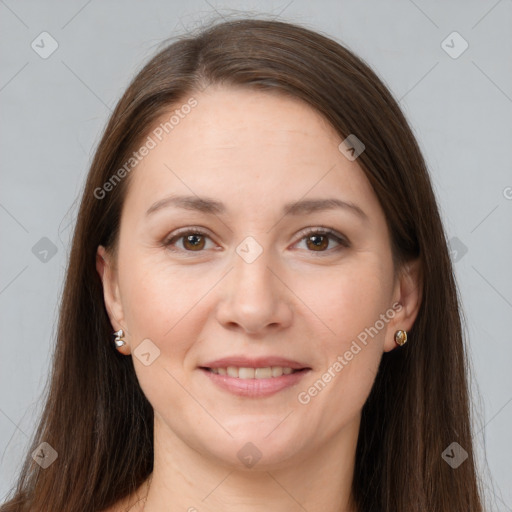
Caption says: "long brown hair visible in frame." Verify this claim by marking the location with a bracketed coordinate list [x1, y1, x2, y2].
[1, 17, 485, 512]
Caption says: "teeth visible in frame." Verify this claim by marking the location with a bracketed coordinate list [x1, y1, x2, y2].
[209, 366, 298, 379]
[255, 367, 272, 379]
[238, 367, 255, 379]
[227, 366, 238, 378]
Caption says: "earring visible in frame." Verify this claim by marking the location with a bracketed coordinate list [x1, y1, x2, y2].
[394, 330, 408, 346]
[114, 329, 126, 348]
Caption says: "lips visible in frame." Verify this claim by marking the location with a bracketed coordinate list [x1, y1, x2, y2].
[200, 366, 310, 397]
[198, 356, 311, 397]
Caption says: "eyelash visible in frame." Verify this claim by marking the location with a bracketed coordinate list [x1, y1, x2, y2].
[163, 226, 350, 257]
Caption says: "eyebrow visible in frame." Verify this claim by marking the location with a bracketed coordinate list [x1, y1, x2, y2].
[145, 194, 368, 221]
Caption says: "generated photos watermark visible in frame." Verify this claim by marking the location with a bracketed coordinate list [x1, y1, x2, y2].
[94, 97, 198, 200]
[297, 301, 402, 405]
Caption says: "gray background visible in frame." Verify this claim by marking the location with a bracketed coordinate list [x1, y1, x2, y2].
[1, 0, 511, 509]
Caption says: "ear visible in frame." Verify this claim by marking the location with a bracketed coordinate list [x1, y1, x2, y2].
[96, 245, 130, 353]
[383, 257, 423, 352]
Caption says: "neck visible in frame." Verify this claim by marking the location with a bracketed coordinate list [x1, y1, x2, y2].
[141, 413, 360, 512]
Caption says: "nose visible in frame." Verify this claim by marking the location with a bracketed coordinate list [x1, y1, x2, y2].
[215, 240, 294, 336]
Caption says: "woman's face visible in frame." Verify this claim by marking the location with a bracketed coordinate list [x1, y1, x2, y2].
[97, 85, 419, 469]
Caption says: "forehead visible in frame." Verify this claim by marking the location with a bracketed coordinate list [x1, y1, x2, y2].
[176, 85, 336, 140]
[122, 85, 379, 220]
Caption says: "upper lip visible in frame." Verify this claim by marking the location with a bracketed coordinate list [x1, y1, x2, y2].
[200, 356, 310, 370]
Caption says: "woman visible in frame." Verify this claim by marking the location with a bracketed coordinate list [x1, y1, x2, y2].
[1, 18, 485, 512]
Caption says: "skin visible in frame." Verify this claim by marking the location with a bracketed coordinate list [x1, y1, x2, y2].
[97, 85, 421, 512]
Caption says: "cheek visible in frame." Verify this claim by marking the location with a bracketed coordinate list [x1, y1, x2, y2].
[119, 259, 206, 401]
[297, 257, 393, 341]
[297, 296, 386, 439]
[295, 258, 392, 407]
[120, 255, 203, 337]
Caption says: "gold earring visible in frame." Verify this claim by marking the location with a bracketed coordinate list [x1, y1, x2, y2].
[114, 329, 126, 348]
[394, 330, 408, 346]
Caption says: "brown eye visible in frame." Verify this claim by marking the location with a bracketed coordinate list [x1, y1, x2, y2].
[164, 229, 213, 253]
[164, 227, 349, 256]
[295, 228, 349, 255]
[305, 233, 330, 251]
[182, 233, 206, 251]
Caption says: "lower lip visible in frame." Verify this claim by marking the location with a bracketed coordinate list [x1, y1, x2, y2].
[199, 368, 310, 397]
